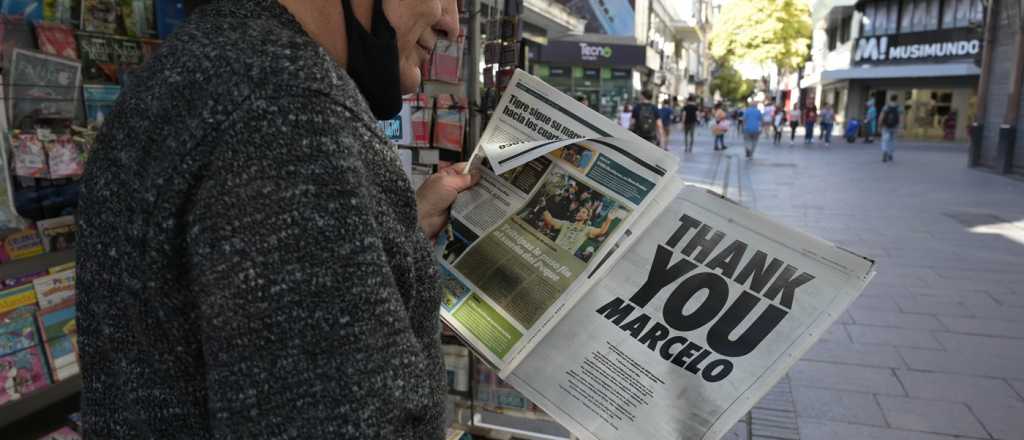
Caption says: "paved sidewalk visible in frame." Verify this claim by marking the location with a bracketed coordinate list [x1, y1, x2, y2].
[666, 125, 1024, 440]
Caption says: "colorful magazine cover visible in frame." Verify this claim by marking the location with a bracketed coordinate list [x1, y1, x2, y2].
[118, 0, 151, 37]
[44, 0, 80, 26]
[1, 0, 43, 22]
[0, 306, 40, 357]
[0, 345, 50, 404]
[80, 0, 118, 34]
[155, 0, 184, 39]
[32, 269, 75, 309]
[76, 32, 144, 83]
[0, 228, 45, 263]
[38, 427, 81, 440]
[35, 22, 79, 60]
[82, 84, 120, 126]
[8, 49, 82, 125]
[37, 302, 77, 382]
[46, 135, 85, 178]
[433, 95, 466, 151]
[2, 271, 47, 289]
[12, 132, 48, 177]
[0, 284, 38, 315]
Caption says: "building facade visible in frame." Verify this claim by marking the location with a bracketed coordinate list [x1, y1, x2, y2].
[972, 0, 1024, 175]
[804, 0, 984, 142]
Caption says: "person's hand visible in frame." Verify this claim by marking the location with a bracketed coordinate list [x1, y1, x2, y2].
[416, 162, 480, 241]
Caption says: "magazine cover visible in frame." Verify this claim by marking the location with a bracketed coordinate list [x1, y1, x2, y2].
[8, 50, 82, 125]
[46, 135, 85, 178]
[12, 132, 48, 177]
[117, 0, 151, 37]
[0, 306, 40, 357]
[37, 302, 77, 381]
[155, 0, 184, 39]
[0, 284, 37, 315]
[82, 83, 119, 126]
[0, 344, 51, 404]
[37, 427, 81, 440]
[0, 227, 45, 263]
[76, 32, 144, 83]
[44, 0, 80, 26]
[80, 0, 118, 34]
[32, 269, 75, 309]
[433, 95, 466, 151]
[35, 22, 79, 60]
[1, 0, 43, 21]
[2, 270, 47, 289]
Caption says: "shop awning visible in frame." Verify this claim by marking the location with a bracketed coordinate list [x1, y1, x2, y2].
[820, 63, 981, 82]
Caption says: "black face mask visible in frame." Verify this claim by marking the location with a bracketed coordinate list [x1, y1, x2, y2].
[341, 0, 403, 120]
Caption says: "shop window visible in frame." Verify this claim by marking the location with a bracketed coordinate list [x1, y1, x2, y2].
[926, 0, 941, 29]
[863, 2, 876, 35]
[875, 3, 890, 34]
[901, 0, 915, 31]
[942, 0, 957, 27]
[887, 1, 900, 33]
[955, 0, 972, 26]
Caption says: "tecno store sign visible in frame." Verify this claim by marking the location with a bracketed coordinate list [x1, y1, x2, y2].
[853, 29, 981, 65]
[538, 41, 646, 66]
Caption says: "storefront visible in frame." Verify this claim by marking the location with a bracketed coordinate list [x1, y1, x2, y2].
[817, 0, 983, 142]
[530, 40, 647, 119]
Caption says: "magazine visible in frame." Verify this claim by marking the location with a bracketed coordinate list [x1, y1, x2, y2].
[32, 269, 75, 309]
[0, 306, 40, 357]
[35, 22, 80, 60]
[0, 344, 51, 404]
[8, 49, 82, 125]
[75, 32, 144, 83]
[439, 70, 875, 440]
[36, 301, 78, 382]
[83, 83, 120, 126]
[80, 0, 119, 34]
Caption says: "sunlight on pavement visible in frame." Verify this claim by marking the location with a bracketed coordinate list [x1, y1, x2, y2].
[969, 219, 1024, 246]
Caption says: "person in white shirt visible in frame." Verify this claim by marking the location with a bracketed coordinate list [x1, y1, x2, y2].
[543, 207, 615, 253]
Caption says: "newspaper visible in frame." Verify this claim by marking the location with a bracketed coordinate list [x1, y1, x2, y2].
[437, 70, 875, 440]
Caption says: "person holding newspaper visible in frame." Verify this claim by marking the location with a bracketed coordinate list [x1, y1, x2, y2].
[77, 0, 479, 438]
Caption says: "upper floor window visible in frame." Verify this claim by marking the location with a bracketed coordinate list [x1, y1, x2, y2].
[861, 0, 981, 36]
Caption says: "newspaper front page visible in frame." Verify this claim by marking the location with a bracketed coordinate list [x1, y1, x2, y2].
[505, 186, 875, 440]
[437, 70, 678, 369]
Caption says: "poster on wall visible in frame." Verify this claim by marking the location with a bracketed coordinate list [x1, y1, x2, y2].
[552, 0, 634, 36]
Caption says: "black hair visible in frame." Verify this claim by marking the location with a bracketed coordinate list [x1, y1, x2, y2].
[641, 89, 653, 101]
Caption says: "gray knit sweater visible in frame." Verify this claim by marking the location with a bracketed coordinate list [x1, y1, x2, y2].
[77, 1, 444, 438]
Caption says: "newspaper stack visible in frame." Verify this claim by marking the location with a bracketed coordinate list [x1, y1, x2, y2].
[437, 70, 875, 440]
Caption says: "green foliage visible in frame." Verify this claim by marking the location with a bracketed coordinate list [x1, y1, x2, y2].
[708, 0, 813, 72]
[710, 64, 756, 104]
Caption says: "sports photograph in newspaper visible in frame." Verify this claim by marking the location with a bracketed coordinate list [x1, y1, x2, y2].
[504, 186, 874, 440]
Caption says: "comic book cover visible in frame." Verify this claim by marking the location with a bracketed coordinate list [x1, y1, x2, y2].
[37, 427, 81, 440]
[36, 22, 79, 60]
[82, 84, 119, 127]
[0, 306, 40, 357]
[44, 0, 80, 27]
[2, 271, 47, 289]
[32, 270, 74, 309]
[0, 228, 45, 263]
[75, 32, 143, 83]
[0, 285, 38, 316]
[8, 50, 82, 125]
[80, 0, 118, 34]
[0, 345, 51, 404]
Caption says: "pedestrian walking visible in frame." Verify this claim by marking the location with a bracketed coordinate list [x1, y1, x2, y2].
[682, 96, 699, 152]
[879, 94, 902, 162]
[630, 89, 663, 147]
[618, 104, 632, 129]
[864, 99, 878, 143]
[659, 98, 674, 150]
[713, 102, 729, 151]
[742, 99, 763, 159]
[773, 109, 786, 145]
[819, 104, 835, 145]
[789, 106, 801, 144]
[803, 103, 817, 144]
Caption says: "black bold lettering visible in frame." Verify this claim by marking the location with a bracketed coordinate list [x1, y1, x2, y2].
[619, 313, 652, 339]
[663, 272, 730, 332]
[684, 348, 711, 374]
[701, 359, 734, 382]
[629, 245, 700, 308]
[705, 240, 748, 279]
[666, 214, 703, 248]
[706, 291, 788, 357]
[670, 342, 703, 368]
[763, 265, 816, 309]
[734, 251, 784, 294]
[637, 322, 671, 351]
[596, 297, 635, 325]
[659, 336, 689, 361]
[681, 225, 726, 263]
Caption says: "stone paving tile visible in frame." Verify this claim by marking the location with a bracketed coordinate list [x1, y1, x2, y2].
[802, 340, 906, 368]
[963, 302, 1024, 322]
[936, 316, 1024, 338]
[894, 370, 1022, 404]
[788, 361, 904, 396]
[723, 421, 749, 440]
[893, 297, 974, 317]
[848, 307, 946, 330]
[900, 348, 1024, 379]
[933, 332, 1024, 360]
[876, 395, 988, 437]
[1012, 380, 1024, 399]
[791, 385, 887, 426]
[846, 325, 943, 349]
[968, 398, 1024, 440]
[797, 419, 966, 440]
[819, 324, 852, 343]
[990, 292, 1024, 308]
[853, 295, 902, 311]
[904, 287, 1001, 306]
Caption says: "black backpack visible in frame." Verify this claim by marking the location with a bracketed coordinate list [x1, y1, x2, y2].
[632, 103, 659, 140]
[882, 106, 900, 128]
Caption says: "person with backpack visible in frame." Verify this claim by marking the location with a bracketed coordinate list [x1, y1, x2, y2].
[819, 104, 835, 145]
[878, 94, 902, 162]
[803, 103, 818, 145]
[742, 99, 763, 159]
[631, 89, 663, 148]
[682, 96, 700, 152]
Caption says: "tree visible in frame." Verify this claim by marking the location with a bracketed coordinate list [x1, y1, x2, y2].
[710, 63, 755, 104]
[708, 0, 813, 74]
